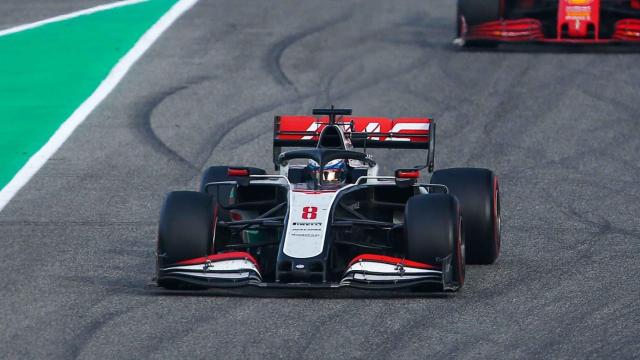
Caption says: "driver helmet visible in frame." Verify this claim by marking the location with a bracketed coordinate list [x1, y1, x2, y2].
[307, 159, 347, 183]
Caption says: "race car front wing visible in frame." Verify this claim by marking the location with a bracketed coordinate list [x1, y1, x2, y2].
[157, 252, 458, 291]
[463, 18, 640, 43]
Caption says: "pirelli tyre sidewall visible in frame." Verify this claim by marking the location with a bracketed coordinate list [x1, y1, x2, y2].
[157, 191, 213, 288]
[404, 194, 464, 289]
[431, 168, 500, 265]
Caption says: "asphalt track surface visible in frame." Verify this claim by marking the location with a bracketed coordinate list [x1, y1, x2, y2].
[1, 1, 639, 359]
[0, 0, 107, 30]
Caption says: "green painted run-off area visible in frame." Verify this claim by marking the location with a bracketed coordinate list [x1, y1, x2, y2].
[0, 0, 177, 190]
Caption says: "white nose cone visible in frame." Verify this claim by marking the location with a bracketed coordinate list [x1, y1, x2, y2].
[283, 190, 340, 258]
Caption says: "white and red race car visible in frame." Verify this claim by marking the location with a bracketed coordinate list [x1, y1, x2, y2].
[155, 108, 500, 292]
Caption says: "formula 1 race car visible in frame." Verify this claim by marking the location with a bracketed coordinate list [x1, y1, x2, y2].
[456, 0, 640, 46]
[155, 107, 501, 292]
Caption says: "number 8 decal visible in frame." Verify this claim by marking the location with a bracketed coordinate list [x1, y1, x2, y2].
[302, 206, 318, 220]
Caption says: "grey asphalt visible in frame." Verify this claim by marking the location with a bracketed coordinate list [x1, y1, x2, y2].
[1, 1, 639, 359]
[0, 0, 116, 30]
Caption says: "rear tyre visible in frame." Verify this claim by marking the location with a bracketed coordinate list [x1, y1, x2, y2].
[457, 0, 501, 47]
[405, 194, 465, 290]
[156, 191, 213, 289]
[458, 0, 501, 27]
[430, 168, 500, 264]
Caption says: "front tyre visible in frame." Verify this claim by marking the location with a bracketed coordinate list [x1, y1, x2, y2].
[404, 194, 465, 290]
[156, 191, 213, 289]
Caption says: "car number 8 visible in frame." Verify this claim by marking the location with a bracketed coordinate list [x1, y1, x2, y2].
[302, 206, 318, 219]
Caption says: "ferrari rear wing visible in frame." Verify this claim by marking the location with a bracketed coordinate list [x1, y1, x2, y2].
[272, 109, 436, 172]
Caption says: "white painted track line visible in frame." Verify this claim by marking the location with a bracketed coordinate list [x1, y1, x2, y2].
[0, 0, 199, 212]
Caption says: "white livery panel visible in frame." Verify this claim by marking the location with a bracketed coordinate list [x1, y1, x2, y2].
[282, 190, 341, 258]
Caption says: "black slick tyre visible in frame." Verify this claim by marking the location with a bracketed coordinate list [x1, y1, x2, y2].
[457, 0, 501, 47]
[430, 168, 500, 264]
[404, 194, 465, 290]
[458, 0, 501, 27]
[156, 191, 213, 289]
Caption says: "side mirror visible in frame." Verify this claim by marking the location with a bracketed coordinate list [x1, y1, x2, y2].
[395, 169, 419, 188]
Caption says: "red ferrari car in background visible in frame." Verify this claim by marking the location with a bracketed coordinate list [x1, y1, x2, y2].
[456, 0, 640, 46]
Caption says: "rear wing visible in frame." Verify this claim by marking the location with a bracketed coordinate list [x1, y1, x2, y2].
[273, 114, 436, 172]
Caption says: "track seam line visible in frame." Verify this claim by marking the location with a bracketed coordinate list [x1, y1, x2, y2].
[0, 0, 200, 212]
[0, 0, 149, 37]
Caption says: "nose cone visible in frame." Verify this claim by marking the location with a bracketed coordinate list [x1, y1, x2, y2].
[558, 0, 599, 39]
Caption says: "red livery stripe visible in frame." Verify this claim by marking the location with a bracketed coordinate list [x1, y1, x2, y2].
[175, 251, 259, 268]
[348, 254, 439, 270]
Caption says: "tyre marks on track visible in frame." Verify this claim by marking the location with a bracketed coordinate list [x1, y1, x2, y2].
[203, 15, 444, 163]
[69, 307, 132, 359]
[265, 13, 352, 91]
[195, 92, 311, 166]
[166, 9, 451, 171]
[134, 78, 211, 175]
